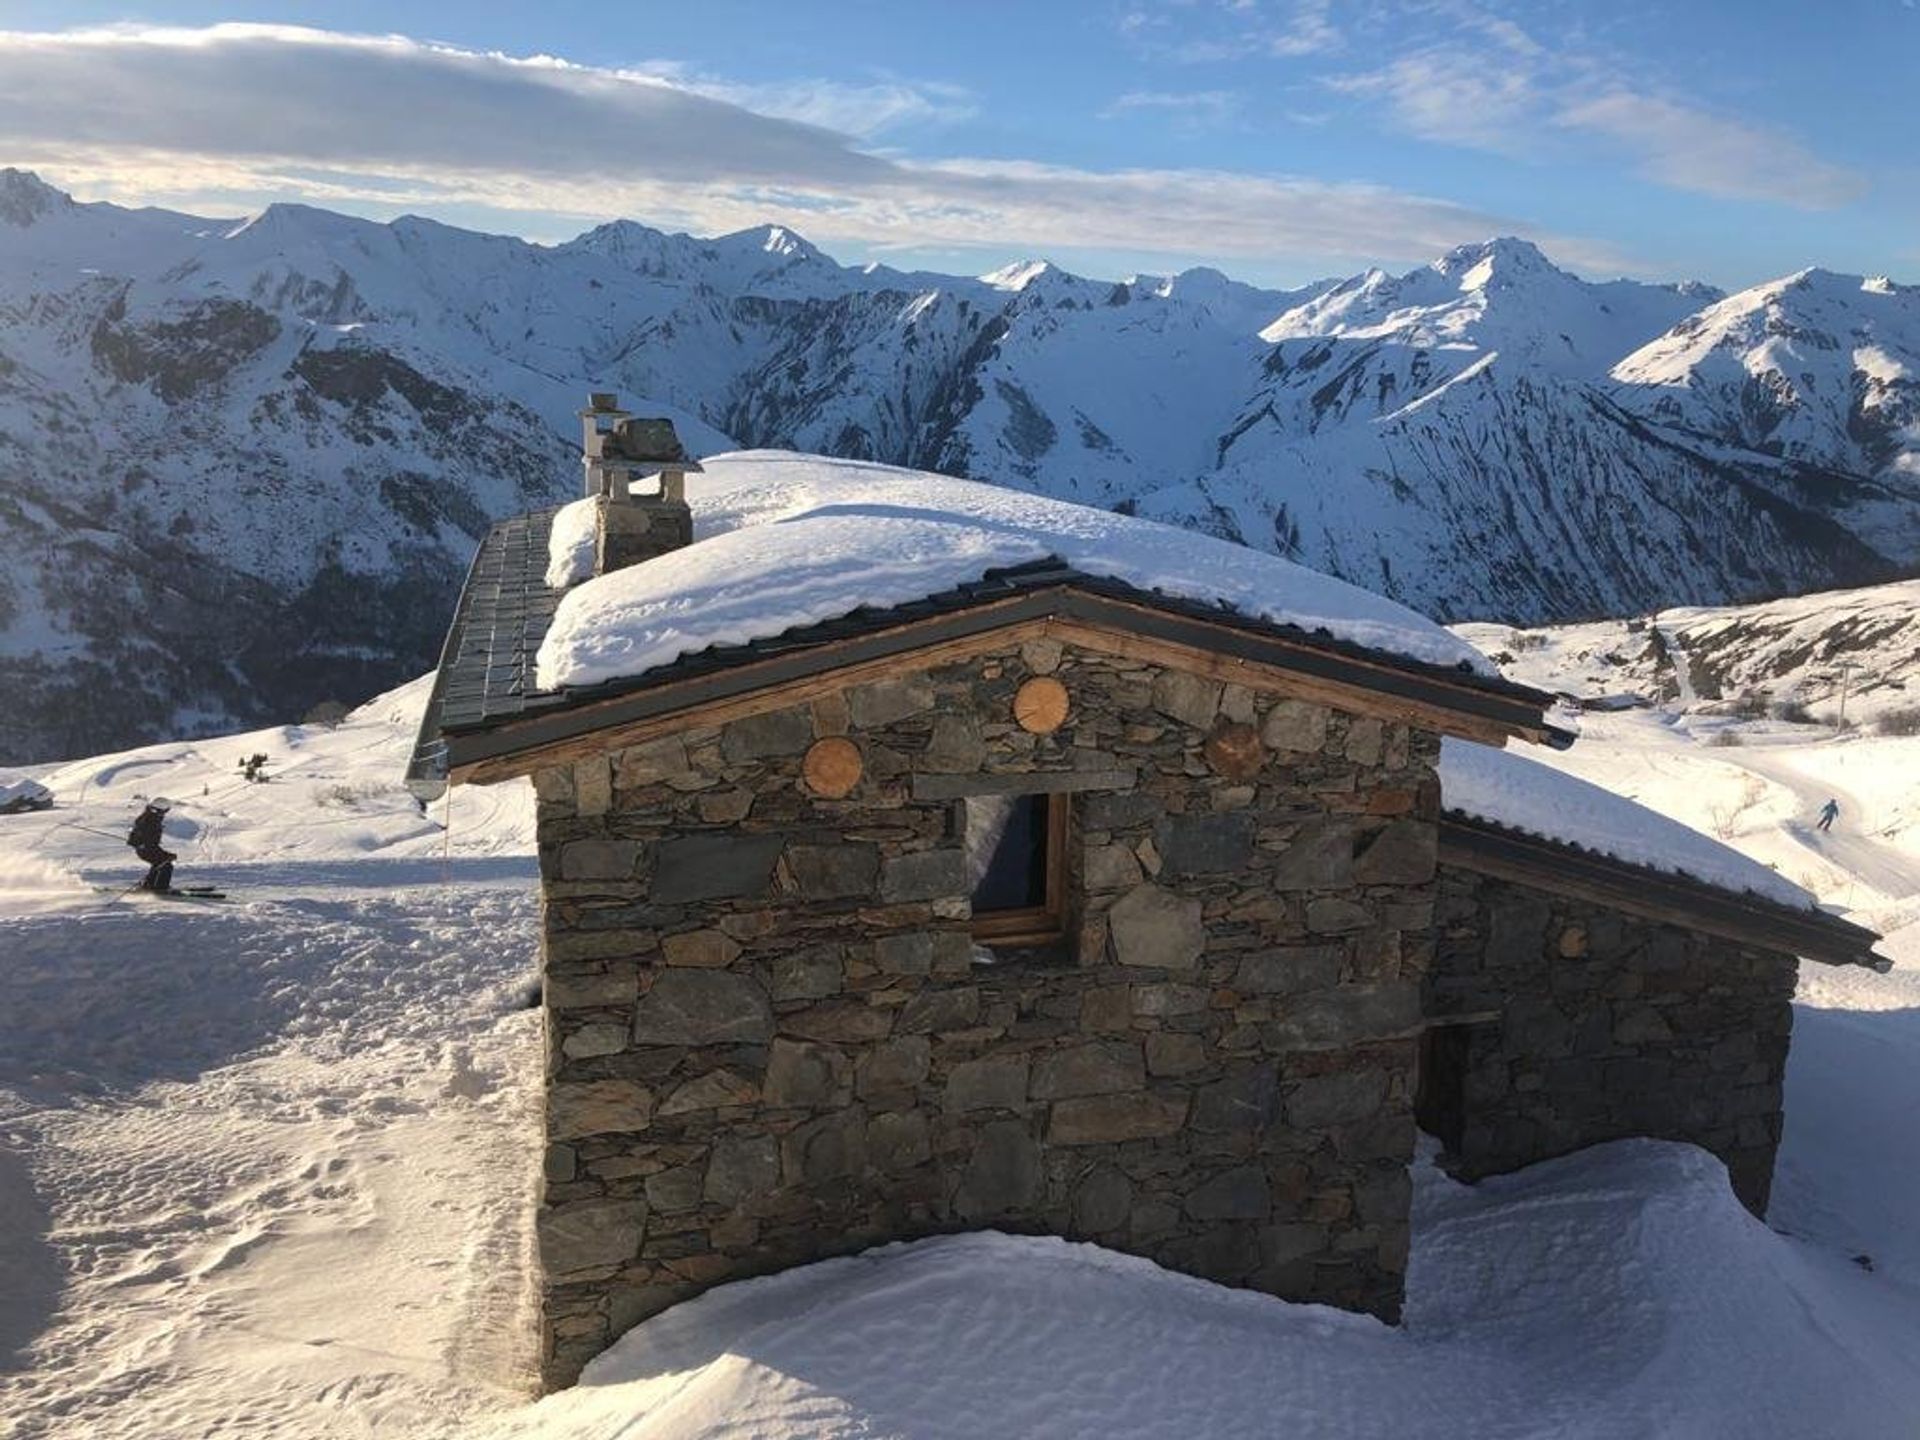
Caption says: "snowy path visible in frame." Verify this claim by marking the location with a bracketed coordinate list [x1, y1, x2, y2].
[1723, 747, 1920, 902]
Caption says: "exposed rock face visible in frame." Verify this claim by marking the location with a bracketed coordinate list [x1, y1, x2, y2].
[1428, 871, 1796, 1216]
[530, 640, 1442, 1387]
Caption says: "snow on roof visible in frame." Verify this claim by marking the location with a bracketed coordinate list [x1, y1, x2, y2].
[545, 495, 598, 590]
[1439, 737, 1815, 911]
[536, 451, 1496, 692]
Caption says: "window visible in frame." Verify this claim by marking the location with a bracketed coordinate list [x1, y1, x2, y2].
[965, 793, 1067, 946]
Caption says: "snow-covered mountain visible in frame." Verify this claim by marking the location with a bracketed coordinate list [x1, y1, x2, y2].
[2, 168, 1916, 761]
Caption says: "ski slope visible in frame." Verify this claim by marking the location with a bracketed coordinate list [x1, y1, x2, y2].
[4, 671, 1920, 1437]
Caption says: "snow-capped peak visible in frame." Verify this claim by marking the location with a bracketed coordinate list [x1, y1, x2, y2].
[1432, 236, 1556, 286]
[980, 259, 1057, 291]
[0, 167, 73, 228]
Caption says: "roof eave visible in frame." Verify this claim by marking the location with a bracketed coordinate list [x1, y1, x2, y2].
[1439, 811, 1890, 971]
[439, 581, 1562, 785]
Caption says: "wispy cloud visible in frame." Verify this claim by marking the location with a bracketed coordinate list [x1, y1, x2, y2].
[1100, 90, 1244, 131]
[1121, 0, 1344, 63]
[1329, 7, 1866, 211]
[1556, 91, 1865, 209]
[0, 22, 1618, 272]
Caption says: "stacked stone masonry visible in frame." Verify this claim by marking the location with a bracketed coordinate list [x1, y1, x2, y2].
[1429, 870, 1797, 1216]
[531, 637, 1445, 1386]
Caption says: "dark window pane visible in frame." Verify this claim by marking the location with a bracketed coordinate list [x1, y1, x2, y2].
[971, 794, 1049, 912]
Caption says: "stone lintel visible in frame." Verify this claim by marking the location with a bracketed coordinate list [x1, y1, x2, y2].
[910, 769, 1136, 802]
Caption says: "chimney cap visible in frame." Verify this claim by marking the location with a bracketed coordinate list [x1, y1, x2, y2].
[607, 416, 703, 469]
[580, 391, 629, 417]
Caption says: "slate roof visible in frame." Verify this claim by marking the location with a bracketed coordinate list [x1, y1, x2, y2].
[407, 507, 1568, 796]
[1437, 810, 1889, 971]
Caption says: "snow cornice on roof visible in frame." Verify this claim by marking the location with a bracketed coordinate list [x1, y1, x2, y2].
[407, 506, 1568, 793]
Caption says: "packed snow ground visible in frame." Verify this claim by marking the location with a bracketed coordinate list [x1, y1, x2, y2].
[5, 638, 1920, 1436]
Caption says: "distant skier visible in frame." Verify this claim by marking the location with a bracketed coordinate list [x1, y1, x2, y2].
[1816, 798, 1840, 832]
[127, 797, 177, 892]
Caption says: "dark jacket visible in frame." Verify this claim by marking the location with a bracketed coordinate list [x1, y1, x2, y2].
[128, 808, 165, 849]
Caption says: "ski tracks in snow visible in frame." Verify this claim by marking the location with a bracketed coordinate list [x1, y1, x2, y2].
[0, 878, 544, 1439]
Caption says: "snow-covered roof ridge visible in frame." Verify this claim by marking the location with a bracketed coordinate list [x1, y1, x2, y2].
[1438, 737, 1815, 912]
[535, 450, 1503, 694]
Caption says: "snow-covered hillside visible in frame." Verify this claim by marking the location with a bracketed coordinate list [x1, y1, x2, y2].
[1456, 575, 1920, 727]
[5, 615, 1920, 1436]
[3, 168, 1916, 761]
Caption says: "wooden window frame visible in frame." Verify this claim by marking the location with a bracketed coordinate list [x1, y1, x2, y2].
[968, 792, 1070, 947]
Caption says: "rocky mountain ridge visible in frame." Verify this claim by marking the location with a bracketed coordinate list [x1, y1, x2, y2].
[1, 169, 1916, 760]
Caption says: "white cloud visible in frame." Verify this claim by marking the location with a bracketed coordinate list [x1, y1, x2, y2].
[1120, 0, 1343, 63]
[1329, 48, 1540, 153]
[1330, 7, 1866, 211]
[1100, 90, 1244, 129]
[0, 22, 1608, 272]
[1556, 91, 1866, 210]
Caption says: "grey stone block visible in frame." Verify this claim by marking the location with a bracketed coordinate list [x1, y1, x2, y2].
[1072, 1167, 1133, 1233]
[764, 1039, 850, 1108]
[550, 1080, 655, 1139]
[560, 839, 644, 882]
[1192, 1064, 1278, 1133]
[769, 945, 843, 1001]
[848, 677, 935, 727]
[945, 1053, 1030, 1111]
[1270, 824, 1355, 891]
[1151, 671, 1222, 730]
[1261, 699, 1329, 753]
[545, 968, 639, 1009]
[1306, 897, 1373, 934]
[955, 1120, 1042, 1218]
[659, 1068, 759, 1114]
[1234, 945, 1342, 995]
[881, 849, 967, 904]
[1032, 1041, 1146, 1100]
[720, 706, 814, 762]
[898, 987, 981, 1034]
[537, 1199, 645, 1276]
[1186, 1165, 1271, 1221]
[869, 1110, 931, 1172]
[652, 834, 783, 903]
[1352, 820, 1437, 885]
[924, 714, 986, 772]
[1155, 813, 1254, 876]
[1083, 791, 1163, 831]
[632, 969, 773, 1046]
[1108, 883, 1206, 970]
[705, 1134, 779, 1206]
[786, 844, 880, 900]
[858, 1036, 931, 1096]
[1145, 1031, 1207, 1076]
[1048, 1092, 1188, 1144]
[785, 1109, 867, 1184]
[1286, 1069, 1388, 1129]
[644, 1165, 704, 1214]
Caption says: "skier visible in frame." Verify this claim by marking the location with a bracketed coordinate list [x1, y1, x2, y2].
[1816, 798, 1840, 832]
[127, 797, 177, 893]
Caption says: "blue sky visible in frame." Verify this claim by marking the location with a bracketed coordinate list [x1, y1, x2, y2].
[0, 1, 1913, 288]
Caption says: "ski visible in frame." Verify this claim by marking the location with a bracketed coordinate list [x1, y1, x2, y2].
[149, 889, 228, 902]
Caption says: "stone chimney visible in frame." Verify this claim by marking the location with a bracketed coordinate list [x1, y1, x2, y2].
[578, 392, 701, 576]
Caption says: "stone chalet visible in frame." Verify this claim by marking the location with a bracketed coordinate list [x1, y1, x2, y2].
[408, 397, 1887, 1390]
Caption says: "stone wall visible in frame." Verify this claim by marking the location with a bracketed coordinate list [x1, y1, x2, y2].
[530, 636, 1444, 1387]
[1428, 868, 1796, 1215]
